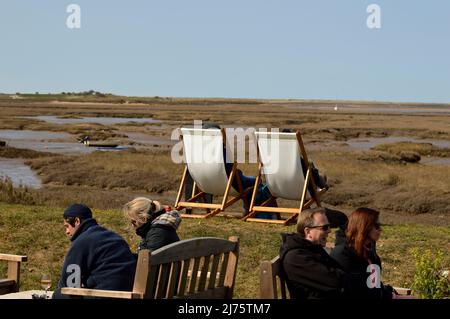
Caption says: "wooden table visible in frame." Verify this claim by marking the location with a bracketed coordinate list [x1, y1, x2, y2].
[0, 290, 53, 299]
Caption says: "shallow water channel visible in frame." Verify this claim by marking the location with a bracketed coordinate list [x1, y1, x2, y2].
[0, 130, 91, 155]
[0, 129, 134, 187]
[0, 158, 42, 189]
[345, 136, 450, 150]
[0, 120, 174, 187]
[20, 115, 161, 125]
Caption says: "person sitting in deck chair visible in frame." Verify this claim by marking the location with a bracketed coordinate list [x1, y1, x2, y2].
[201, 122, 279, 219]
[281, 129, 328, 191]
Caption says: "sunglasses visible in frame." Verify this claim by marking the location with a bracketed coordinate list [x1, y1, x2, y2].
[308, 224, 331, 231]
[374, 222, 382, 230]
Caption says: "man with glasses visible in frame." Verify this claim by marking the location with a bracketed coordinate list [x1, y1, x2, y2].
[279, 207, 353, 299]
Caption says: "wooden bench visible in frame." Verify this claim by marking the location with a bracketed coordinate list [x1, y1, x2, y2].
[0, 254, 28, 295]
[62, 236, 239, 299]
[260, 255, 411, 299]
[260, 256, 289, 299]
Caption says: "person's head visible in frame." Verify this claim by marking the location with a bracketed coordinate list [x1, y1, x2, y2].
[122, 197, 162, 229]
[63, 204, 93, 238]
[346, 207, 381, 258]
[296, 208, 331, 247]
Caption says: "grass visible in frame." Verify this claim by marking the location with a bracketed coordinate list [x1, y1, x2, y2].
[0, 203, 449, 298]
[0, 178, 37, 205]
[373, 142, 450, 158]
[4, 147, 444, 216]
[312, 149, 450, 215]
[27, 149, 182, 193]
[0, 146, 56, 159]
[378, 224, 450, 289]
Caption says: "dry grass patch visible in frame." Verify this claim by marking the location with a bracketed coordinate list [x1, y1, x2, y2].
[374, 142, 450, 158]
[311, 150, 450, 215]
[27, 149, 182, 192]
[0, 178, 37, 205]
[0, 146, 56, 159]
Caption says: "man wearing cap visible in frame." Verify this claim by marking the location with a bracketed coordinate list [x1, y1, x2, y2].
[52, 204, 136, 299]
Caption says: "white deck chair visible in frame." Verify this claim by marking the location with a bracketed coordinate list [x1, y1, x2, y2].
[243, 130, 327, 225]
[175, 127, 252, 218]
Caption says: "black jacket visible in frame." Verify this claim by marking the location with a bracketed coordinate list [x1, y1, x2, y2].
[279, 233, 353, 299]
[331, 241, 393, 299]
[53, 218, 136, 298]
[135, 209, 181, 251]
[136, 223, 180, 251]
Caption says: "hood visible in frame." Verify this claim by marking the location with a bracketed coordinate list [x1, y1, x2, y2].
[279, 232, 323, 257]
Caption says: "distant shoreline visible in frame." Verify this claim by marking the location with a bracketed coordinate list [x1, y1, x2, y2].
[1, 93, 450, 108]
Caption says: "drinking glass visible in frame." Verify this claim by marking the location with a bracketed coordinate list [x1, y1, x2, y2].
[40, 274, 52, 299]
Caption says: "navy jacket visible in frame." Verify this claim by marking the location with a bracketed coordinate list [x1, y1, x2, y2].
[53, 218, 136, 298]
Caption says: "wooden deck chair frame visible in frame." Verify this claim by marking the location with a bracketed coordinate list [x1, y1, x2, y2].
[260, 256, 411, 299]
[0, 254, 27, 295]
[243, 130, 327, 225]
[61, 236, 239, 299]
[175, 127, 252, 219]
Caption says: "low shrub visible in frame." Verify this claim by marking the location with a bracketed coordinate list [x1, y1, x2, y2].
[411, 248, 450, 299]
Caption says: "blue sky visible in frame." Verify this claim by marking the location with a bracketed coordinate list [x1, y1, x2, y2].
[1, 1, 449, 103]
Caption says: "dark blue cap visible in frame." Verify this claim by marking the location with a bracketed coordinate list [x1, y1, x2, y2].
[63, 204, 92, 220]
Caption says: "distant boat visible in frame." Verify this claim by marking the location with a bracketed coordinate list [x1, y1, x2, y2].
[84, 140, 119, 148]
[80, 135, 119, 148]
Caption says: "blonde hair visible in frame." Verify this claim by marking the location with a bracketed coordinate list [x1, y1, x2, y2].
[123, 197, 162, 227]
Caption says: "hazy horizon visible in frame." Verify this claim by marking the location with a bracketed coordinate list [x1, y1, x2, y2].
[3, 91, 450, 106]
[1, 1, 450, 104]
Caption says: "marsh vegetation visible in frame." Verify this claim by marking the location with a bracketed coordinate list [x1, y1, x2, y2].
[0, 94, 449, 297]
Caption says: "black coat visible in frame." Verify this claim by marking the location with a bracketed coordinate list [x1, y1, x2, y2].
[53, 218, 136, 298]
[136, 221, 180, 251]
[279, 233, 354, 299]
[331, 241, 393, 299]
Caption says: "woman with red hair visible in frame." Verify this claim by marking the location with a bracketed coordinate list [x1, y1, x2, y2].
[331, 207, 395, 299]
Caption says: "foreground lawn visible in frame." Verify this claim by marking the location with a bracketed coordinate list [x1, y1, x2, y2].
[0, 203, 449, 298]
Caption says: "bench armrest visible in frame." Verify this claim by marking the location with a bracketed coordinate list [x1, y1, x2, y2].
[61, 287, 142, 299]
[0, 254, 27, 262]
[0, 253, 27, 293]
